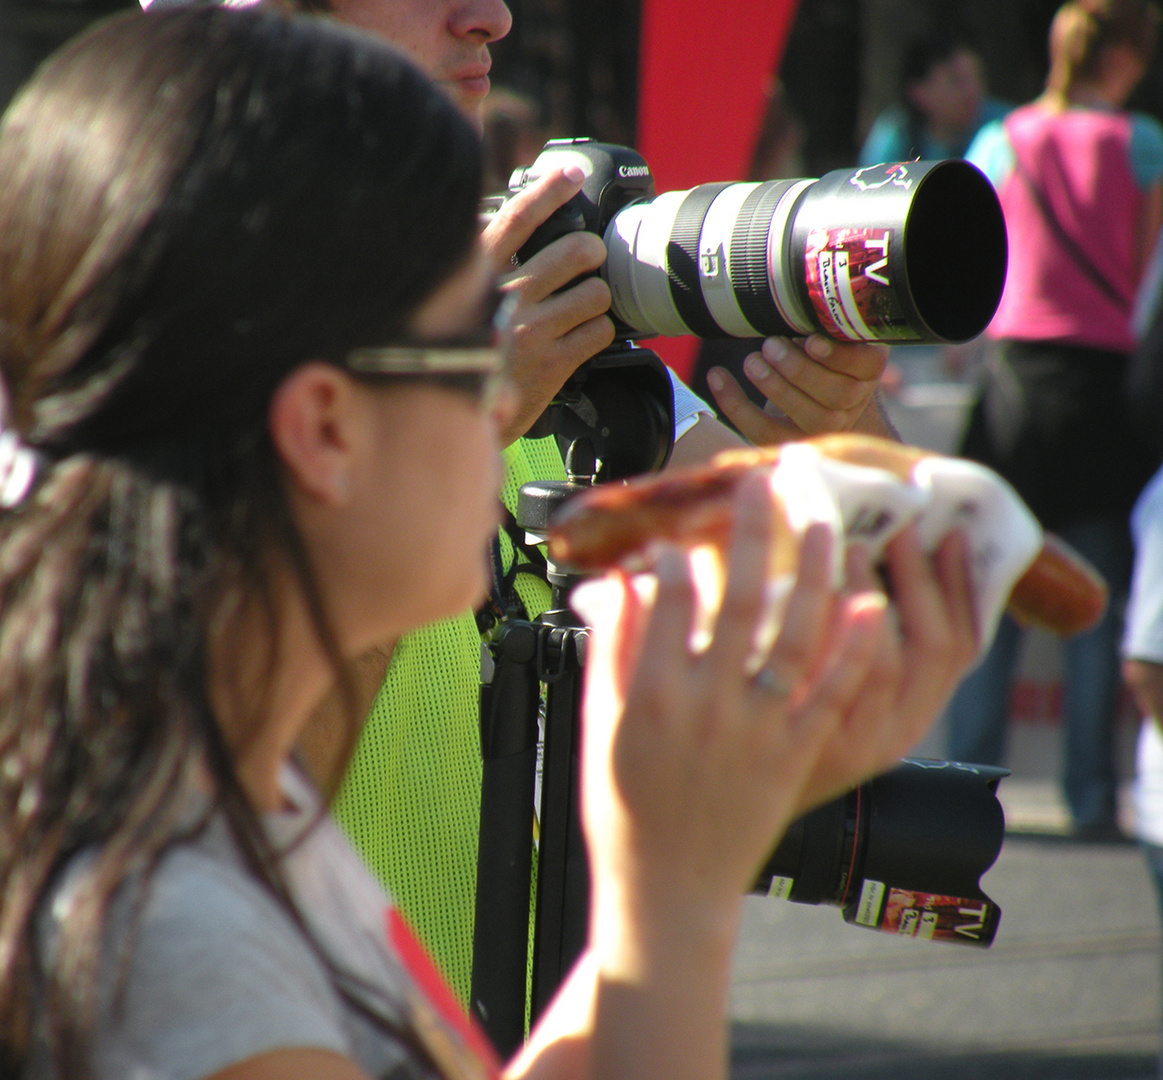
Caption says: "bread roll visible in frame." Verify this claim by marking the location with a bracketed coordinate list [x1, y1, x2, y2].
[546, 433, 1107, 639]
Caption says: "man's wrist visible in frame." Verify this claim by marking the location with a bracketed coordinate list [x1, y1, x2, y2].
[852, 389, 899, 441]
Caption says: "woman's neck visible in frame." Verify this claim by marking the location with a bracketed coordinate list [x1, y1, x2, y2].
[1037, 85, 1120, 116]
[1051, 47, 1142, 111]
[207, 572, 338, 812]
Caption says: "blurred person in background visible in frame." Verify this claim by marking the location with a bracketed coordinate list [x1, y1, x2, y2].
[857, 24, 1010, 167]
[945, 0, 1163, 840]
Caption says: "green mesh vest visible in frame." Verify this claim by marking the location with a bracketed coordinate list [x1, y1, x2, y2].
[332, 434, 564, 1004]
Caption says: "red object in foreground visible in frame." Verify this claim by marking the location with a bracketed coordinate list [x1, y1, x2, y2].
[387, 907, 503, 1078]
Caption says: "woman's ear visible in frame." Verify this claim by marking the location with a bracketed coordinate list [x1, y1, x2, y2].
[268, 363, 364, 507]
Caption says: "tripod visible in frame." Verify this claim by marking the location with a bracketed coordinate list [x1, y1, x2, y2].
[470, 447, 597, 1058]
[468, 345, 674, 1056]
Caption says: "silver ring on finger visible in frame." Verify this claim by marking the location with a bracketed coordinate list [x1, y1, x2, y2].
[751, 667, 793, 698]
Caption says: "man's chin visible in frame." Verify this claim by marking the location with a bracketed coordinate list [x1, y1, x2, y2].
[441, 79, 490, 124]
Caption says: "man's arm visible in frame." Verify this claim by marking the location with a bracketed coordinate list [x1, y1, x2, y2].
[665, 411, 748, 468]
[1124, 658, 1163, 732]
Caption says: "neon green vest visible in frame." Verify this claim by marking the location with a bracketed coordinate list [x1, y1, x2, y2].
[332, 435, 563, 1003]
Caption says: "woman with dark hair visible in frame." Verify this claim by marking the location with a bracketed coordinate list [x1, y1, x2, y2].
[0, 7, 979, 1080]
[948, 0, 1163, 838]
[858, 25, 1010, 167]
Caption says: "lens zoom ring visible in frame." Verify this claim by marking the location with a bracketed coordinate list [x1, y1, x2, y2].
[732, 181, 795, 336]
[665, 183, 731, 338]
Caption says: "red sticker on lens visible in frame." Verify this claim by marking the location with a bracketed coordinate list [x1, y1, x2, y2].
[804, 227, 911, 341]
[880, 887, 994, 945]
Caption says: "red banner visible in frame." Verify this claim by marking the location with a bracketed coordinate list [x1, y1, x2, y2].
[635, 0, 801, 380]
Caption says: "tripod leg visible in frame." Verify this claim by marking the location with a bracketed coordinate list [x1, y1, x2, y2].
[530, 627, 590, 1024]
[472, 623, 541, 1056]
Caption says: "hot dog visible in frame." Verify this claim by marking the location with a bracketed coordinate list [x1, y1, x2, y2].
[546, 433, 1107, 638]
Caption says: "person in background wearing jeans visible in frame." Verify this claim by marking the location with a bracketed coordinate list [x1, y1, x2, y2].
[944, 0, 1163, 839]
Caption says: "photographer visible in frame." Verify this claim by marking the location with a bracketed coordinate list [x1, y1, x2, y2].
[143, 0, 900, 999]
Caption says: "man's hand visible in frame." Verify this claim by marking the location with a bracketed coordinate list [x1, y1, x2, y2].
[482, 165, 615, 445]
[704, 334, 895, 445]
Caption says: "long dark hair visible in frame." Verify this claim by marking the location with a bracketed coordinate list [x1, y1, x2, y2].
[0, 7, 482, 1075]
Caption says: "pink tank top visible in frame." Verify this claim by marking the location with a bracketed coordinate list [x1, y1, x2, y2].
[989, 103, 1140, 353]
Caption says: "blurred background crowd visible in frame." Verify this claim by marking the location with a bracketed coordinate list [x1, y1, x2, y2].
[4, 0, 1161, 175]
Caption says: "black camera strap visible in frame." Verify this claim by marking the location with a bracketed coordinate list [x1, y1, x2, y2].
[475, 507, 550, 634]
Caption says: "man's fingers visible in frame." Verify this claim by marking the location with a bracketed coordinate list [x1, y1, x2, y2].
[481, 165, 586, 267]
[553, 312, 617, 363]
[496, 299, 615, 445]
[504, 231, 609, 305]
[751, 340, 872, 414]
[705, 366, 802, 445]
[793, 336, 889, 382]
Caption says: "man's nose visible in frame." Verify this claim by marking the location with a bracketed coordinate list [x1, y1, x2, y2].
[448, 0, 512, 44]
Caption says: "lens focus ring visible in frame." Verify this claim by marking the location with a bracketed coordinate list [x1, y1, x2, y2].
[665, 183, 731, 338]
[732, 180, 798, 337]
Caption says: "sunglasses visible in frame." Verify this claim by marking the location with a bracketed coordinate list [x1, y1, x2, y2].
[344, 287, 516, 410]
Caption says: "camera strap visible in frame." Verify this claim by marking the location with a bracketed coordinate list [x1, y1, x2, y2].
[476, 507, 550, 634]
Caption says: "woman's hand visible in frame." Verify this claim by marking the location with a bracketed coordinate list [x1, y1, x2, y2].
[574, 474, 890, 926]
[705, 335, 894, 445]
[573, 471, 979, 920]
[792, 523, 979, 815]
[562, 478, 890, 1080]
[523, 473, 978, 1080]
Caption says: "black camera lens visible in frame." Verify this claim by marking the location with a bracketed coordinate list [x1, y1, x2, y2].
[754, 758, 1008, 947]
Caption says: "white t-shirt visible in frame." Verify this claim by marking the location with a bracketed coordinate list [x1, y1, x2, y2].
[1123, 463, 1163, 846]
[33, 770, 492, 1080]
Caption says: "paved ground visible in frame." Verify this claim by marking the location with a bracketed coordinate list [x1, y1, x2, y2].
[723, 357, 1162, 1079]
[728, 779, 1160, 1079]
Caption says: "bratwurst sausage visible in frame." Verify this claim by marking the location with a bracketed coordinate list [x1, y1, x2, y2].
[546, 433, 1107, 637]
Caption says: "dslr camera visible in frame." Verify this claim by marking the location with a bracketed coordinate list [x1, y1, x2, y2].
[499, 137, 1007, 345]
[488, 138, 1007, 479]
